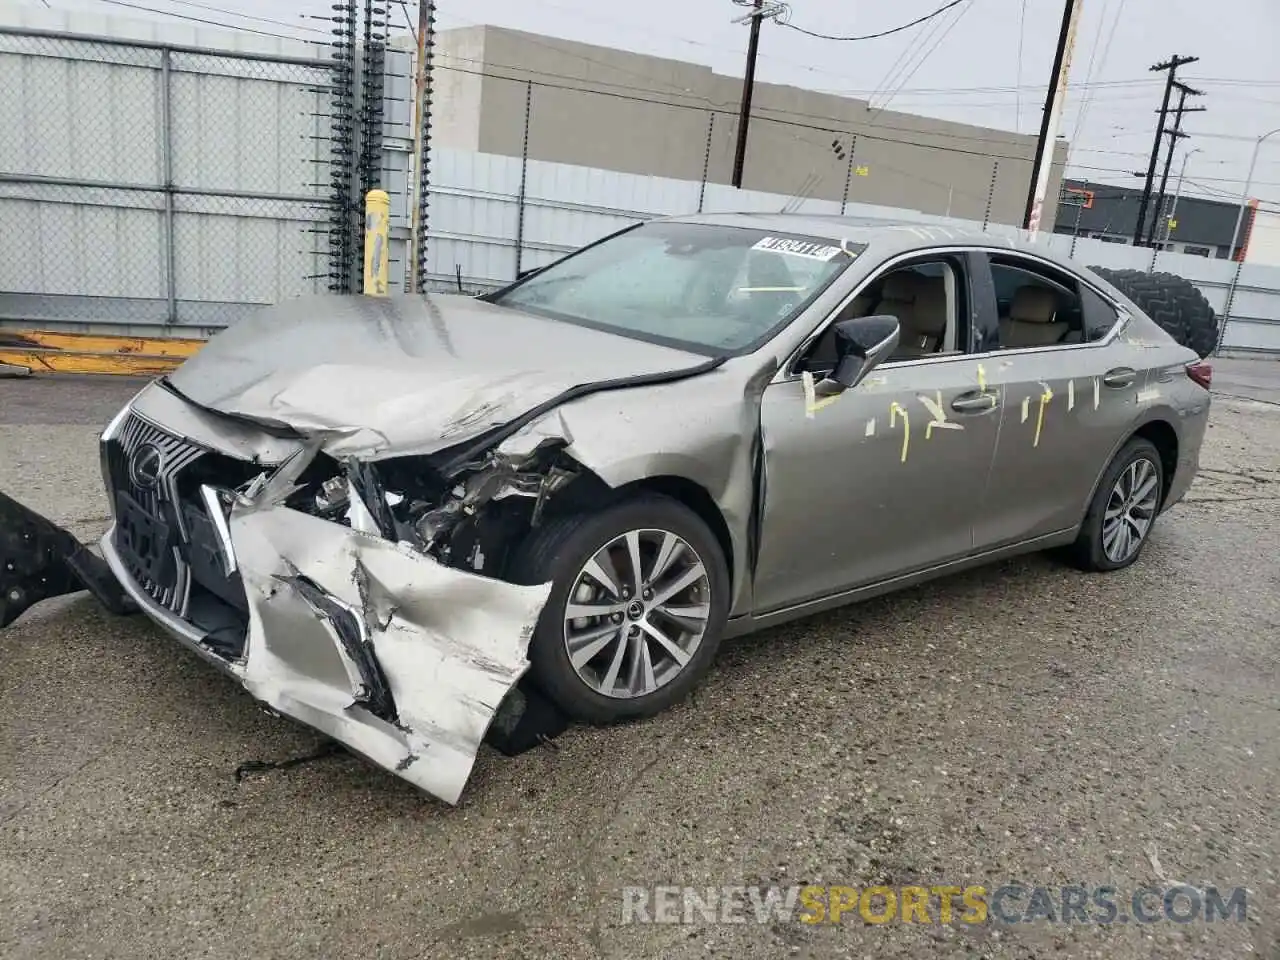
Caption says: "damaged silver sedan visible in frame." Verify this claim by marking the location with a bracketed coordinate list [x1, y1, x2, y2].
[86, 214, 1209, 803]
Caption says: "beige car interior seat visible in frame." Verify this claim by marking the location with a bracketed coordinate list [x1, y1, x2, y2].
[874, 272, 949, 358]
[999, 285, 1069, 348]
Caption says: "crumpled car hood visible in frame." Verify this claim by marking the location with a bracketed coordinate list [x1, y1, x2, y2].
[166, 293, 707, 459]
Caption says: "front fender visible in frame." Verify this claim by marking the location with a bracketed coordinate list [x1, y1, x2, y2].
[497, 359, 775, 619]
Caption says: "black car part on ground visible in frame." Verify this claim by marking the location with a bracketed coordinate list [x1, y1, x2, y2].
[1090, 267, 1219, 358]
[0, 484, 571, 756]
[0, 491, 137, 629]
[484, 684, 571, 756]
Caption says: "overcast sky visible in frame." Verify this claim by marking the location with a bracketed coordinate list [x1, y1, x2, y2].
[19, 0, 1280, 205]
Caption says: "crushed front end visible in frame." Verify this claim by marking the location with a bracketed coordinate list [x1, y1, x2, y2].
[98, 380, 569, 804]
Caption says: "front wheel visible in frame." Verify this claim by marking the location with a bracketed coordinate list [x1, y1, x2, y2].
[508, 494, 730, 724]
[1066, 437, 1164, 572]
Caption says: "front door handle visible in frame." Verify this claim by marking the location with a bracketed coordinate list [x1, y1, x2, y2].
[951, 391, 999, 413]
[1103, 367, 1136, 388]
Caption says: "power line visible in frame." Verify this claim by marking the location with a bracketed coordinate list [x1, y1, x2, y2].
[864, 0, 959, 108]
[1182, 178, 1280, 208]
[868, 0, 973, 118]
[1073, 147, 1151, 157]
[1068, 0, 1127, 160]
[431, 12, 1183, 106]
[434, 49, 1053, 150]
[1015, 0, 1027, 131]
[748, 116, 1000, 208]
[92, 0, 325, 40]
[79, 0, 1274, 193]
[779, 0, 968, 42]
[438, 0, 1145, 98]
[441, 8, 716, 105]
[452, 49, 1178, 154]
[131, 0, 327, 33]
[434, 58, 1039, 161]
[823, 78, 1161, 98]
[1183, 76, 1280, 87]
[1069, 164, 1280, 186]
[476, 0, 951, 92]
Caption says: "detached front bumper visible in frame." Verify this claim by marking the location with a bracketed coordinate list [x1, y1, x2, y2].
[99, 385, 552, 805]
[1, 490, 135, 629]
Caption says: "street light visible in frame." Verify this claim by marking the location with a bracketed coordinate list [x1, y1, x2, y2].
[1161, 147, 1202, 246]
[1227, 127, 1280, 261]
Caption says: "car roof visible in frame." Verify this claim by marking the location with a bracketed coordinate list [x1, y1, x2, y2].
[658, 211, 1093, 276]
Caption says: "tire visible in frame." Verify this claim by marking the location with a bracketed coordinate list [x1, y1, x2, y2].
[508, 494, 730, 724]
[1065, 437, 1164, 572]
[1089, 267, 1219, 358]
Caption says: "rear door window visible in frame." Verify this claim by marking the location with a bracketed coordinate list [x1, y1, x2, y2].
[1080, 285, 1122, 342]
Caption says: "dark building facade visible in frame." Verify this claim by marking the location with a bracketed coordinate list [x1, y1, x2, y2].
[1054, 179, 1245, 259]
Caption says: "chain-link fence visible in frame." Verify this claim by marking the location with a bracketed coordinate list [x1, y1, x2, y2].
[411, 70, 1024, 297]
[0, 27, 352, 333]
[3, 13, 1275, 353]
[406, 64, 1278, 352]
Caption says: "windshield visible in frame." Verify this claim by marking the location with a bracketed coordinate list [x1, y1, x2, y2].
[488, 222, 862, 354]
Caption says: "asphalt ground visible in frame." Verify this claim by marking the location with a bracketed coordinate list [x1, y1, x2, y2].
[1, 361, 1278, 959]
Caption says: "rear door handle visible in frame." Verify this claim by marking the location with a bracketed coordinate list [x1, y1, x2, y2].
[1103, 367, 1136, 388]
[951, 391, 999, 413]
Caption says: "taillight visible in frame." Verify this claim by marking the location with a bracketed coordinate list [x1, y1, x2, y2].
[1185, 360, 1212, 390]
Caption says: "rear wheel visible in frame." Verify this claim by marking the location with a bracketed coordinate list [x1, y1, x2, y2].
[509, 495, 730, 724]
[1090, 267, 1219, 357]
[1066, 437, 1164, 572]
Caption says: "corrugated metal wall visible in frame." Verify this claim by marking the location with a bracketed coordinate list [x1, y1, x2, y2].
[0, 27, 340, 334]
[0, 17, 1276, 355]
[1245, 209, 1280, 269]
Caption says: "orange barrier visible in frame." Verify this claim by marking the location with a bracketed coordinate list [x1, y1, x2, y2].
[0, 330, 205, 376]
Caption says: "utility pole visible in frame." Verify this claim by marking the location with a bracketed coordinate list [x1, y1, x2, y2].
[408, 0, 436, 294]
[731, 0, 764, 188]
[1228, 128, 1280, 260]
[1145, 81, 1204, 246]
[1133, 54, 1197, 246]
[1023, 0, 1082, 235]
[1161, 147, 1201, 244]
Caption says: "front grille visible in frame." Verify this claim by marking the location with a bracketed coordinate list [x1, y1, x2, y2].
[105, 412, 206, 615]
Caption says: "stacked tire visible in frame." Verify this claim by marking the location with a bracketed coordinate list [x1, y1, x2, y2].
[1088, 267, 1219, 358]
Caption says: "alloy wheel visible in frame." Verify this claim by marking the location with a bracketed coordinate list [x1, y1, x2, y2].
[1102, 457, 1160, 564]
[562, 528, 711, 699]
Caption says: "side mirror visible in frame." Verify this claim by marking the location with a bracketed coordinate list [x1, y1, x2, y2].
[815, 314, 900, 396]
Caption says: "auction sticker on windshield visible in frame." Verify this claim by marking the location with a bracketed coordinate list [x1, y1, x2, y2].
[752, 236, 849, 261]
[752, 235, 844, 259]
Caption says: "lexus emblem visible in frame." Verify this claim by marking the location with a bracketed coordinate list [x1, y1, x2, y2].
[129, 443, 164, 490]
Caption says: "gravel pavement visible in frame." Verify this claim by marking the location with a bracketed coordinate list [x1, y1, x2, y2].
[1, 363, 1278, 960]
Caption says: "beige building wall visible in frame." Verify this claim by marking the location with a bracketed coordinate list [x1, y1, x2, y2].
[436, 26, 1066, 230]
